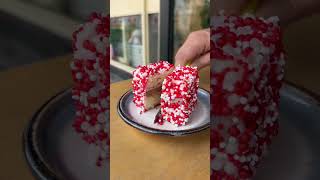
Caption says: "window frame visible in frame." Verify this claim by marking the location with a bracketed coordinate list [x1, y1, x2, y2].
[159, 0, 175, 64]
[110, 0, 162, 73]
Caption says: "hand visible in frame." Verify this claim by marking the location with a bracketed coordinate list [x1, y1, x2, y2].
[211, 0, 249, 15]
[256, 0, 320, 26]
[174, 29, 210, 69]
[212, 0, 320, 26]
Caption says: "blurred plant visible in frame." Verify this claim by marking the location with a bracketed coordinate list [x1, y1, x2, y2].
[109, 29, 122, 45]
[200, 1, 210, 28]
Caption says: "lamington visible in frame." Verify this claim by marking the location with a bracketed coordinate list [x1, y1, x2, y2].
[132, 61, 174, 113]
[70, 13, 109, 166]
[160, 66, 200, 126]
[210, 13, 285, 180]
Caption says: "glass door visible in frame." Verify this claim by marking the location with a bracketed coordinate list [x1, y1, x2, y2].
[159, 0, 210, 64]
[110, 0, 209, 73]
[173, 0, 210, 56]
[110, 0, 160, 72]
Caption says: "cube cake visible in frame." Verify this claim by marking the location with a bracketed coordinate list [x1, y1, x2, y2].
[161, 66, 200, 126]
[70, 13, 110, 166]
[132, 61, 174, 113]
[210, 13, 285, 179]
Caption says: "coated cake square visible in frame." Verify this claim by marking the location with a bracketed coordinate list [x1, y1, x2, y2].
[70, 13, 109, 166]
[160, 66, 199, 126]
[132, 61, 174, 113]
[210, 13, 285, 180]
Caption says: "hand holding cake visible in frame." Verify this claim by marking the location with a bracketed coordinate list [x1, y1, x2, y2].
[175, 29, 210, 69]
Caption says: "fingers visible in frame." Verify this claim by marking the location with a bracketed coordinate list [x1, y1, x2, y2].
[175, 29, 210, 67]
[190, 53, 210, 70]
[256, 0, 320, 27]
[211, 0, 250, 15]
[256, 0, 297, 26]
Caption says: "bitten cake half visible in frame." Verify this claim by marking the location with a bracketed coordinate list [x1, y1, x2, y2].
[160, 66, 200, 126]
[132, 61, 174, 113]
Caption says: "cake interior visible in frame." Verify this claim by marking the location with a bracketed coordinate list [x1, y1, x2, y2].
[144, 69, 173, 110]
[145, 87, 162, 109]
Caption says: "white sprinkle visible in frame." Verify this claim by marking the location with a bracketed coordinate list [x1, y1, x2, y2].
[234, 155, 239, 160]
[229, 137, 237, 144]
[267, 16, 280, 25]
[211, 78, 217, 85]
[251, 106, 259, 113]
[211, 148, 218, 155]
[236, 41, 242, 47]
[244, 105, 250, 111]
[226, 141, 238, 154]
[219, 142, 226, 149]
[211, 157, 224, 171]
[72, 95, 80, 100]
[228, 94, 240, 107]
[70, 62, 77, 70]
[240, 156, 247, 163]
[88, 126, 96, 136]
[250, 161, 256, 167]
[97, 113, 106, 123]
[75, 72, 83, 80]
[232, 117, 239, 123]
[95, 124, 101, 132]
[81, 122, 89, 130]
[89, 88, 98, 97]
[89, 74, 97, 81]
[261, 46, 270, 55]
[76, 111, 82, 116]
[239, 97, 248, 104]
[224, 162, 237, 175]
[242, 41, 249, 49]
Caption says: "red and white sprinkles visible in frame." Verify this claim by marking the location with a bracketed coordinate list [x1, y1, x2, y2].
[161, 66, 199, 126]
[210, 13, 285, 180]
[70, 13, 109, 167]
[132, 61, 174, 113]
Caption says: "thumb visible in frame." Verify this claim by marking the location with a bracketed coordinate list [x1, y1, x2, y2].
[211, 0, 250, 15]
[175, 29, 210, 67]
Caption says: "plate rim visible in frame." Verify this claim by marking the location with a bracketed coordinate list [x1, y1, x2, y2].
[284, 81, 320, 106]
[117, 88, 211, 136]
[23, 88, 71, 180]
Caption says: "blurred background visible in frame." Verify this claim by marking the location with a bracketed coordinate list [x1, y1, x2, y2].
[0, 0, 106, 70]
[110, 0, 210, 83]
[0, 1, 107, 179]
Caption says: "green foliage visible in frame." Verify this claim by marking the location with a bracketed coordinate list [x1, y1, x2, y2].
[200, 1, 210, 28]
[110, 28, 122, 44]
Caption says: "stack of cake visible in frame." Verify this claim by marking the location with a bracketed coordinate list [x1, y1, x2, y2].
[210, 13, 285, 179]
[132, 61, 174, 113]
[70, 13, 110, 166]
[132, 61, 200, 126]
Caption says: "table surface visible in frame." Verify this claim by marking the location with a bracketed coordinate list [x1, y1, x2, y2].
[1, 16, 320, 179]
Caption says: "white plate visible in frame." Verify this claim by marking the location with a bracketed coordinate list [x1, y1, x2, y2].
[117, 88, 210, 136]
